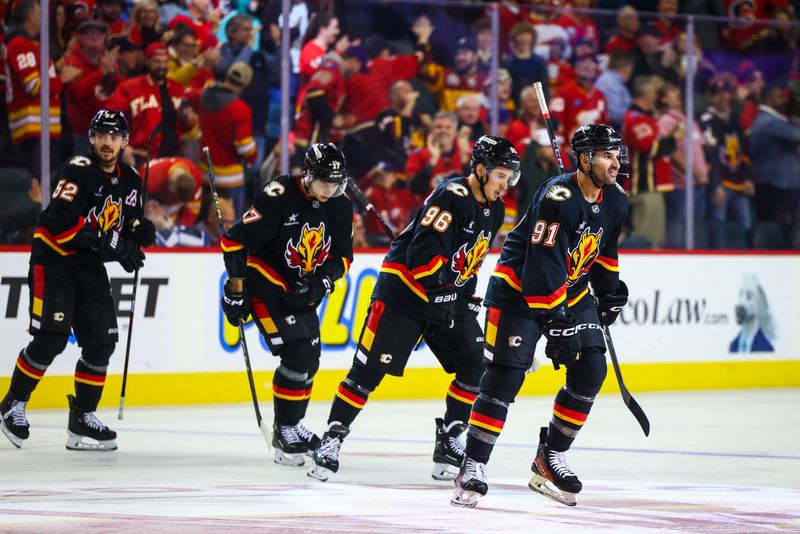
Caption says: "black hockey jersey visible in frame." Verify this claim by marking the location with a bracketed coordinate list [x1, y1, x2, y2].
[699, 107, 749, 191]
[31, 154, 143, 266]
[222, 175, 353, 296]
[373, 176, 505, 315]
[486, 172, 628, 320]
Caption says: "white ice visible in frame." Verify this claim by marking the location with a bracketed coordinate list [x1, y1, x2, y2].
[1, 390, 799, 533]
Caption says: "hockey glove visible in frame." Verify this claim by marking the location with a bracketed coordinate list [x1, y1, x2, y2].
[595, 280, 629, 327]
[221, 280, 250, 325]
[98, 230, 145, 273]
[281, 275, 333, 310]
[425, 286, 459, 330]
[130, 218, 156, 248]
[465, 295, 483, 317]
[542, 313, 582, 370]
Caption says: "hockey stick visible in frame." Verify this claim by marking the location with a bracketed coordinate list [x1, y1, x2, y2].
[345, 178, 396, 241]
[203, 146, 272, 449]
[532, 81, 650, 437]
[118, 122, 161, 420]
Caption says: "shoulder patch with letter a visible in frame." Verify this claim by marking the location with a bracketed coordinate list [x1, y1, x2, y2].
[545, 184, 572, 201]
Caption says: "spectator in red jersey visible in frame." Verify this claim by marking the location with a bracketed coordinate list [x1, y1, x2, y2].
[5, 0, 71, 180]
[167, 0, 220, 51]
[554, 0, 600, 52]
[721, 0, 789, 52]
[292, 53, 345, 164]
[604, 5, 640, 55]
[362, 161, 415, 245]
[502, 22, 549, 104]
[549, 52, 608, 156]
[198, 61, 257, 215]
[108, 42, 195, 166]
[736, 61, 765, 133]
[110, 36, 144, 78]
[298, 12, 340, 87]
[622, 75, 680, 248]
[64, 19, 125, 155]
[649, 0, 682, 47]
[141, 156, 204, 226]
[373, 80, 427, 172]
[505, 85, 547, 154]
[94, 0, 127, 37]
[405, 111, 470, 197]
[128, 0, 162, 49]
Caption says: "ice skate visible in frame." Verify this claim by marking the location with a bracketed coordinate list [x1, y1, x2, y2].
[431, 417, 467, 481]
[0, 393, 30, 448]
[65, 395, 117, 451]
[272, 422, 308, 466]
[450, 457, 488, 508]
[296, 420, 321, 457]
[307, 422, 349, 482]
[528, 427, 581, 506]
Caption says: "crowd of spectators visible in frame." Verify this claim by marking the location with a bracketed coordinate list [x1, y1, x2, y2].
[1, 0, 800, 250]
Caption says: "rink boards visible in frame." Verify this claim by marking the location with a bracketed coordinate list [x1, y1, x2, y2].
[1, 249, 799, 407]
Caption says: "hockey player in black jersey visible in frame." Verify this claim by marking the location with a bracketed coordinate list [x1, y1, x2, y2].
[451, 124, 631, 508]
[308, 136, 520, 483]
[0, 109, 154, 451]
[220, 143, 353, 466]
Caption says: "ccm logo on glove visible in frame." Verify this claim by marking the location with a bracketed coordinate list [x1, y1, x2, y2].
[547, 323, 601, 337]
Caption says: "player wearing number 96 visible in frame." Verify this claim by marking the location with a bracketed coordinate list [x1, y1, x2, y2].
[308, 135, 518, 484]
[1, 109, 152, 452]
[452, 124, 630, 508]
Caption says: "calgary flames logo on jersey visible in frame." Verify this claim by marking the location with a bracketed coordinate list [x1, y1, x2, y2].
[285, 222, 331, 274]
[567, 227, 603, 286]
[87, 196, 123, 232]
[451, 231, 491, 287]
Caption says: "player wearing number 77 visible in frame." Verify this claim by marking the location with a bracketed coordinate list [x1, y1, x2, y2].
[308, 136, 519, 483]
[451, 124, 631, 508]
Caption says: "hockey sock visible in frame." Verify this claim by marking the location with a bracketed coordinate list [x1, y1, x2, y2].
[73, 358, 109, 412]
[9, 350, 46, 402]
[444, 379, 478, 426]
[298, 359, 320, 421]
[465, 394, 508, 463]
[547, 385, 595, 452]
[272, 365, 312, 426]
[328, 365, 383, 427]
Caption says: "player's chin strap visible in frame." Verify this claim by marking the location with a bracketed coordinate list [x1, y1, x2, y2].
[476, 166, 491, 207]
[579, 151, 602, 189]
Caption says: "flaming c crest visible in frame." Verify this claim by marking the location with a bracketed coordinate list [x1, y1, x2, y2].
[451, 231, 491, 287]
[567, 227, 603, 286]
[88, 196, 123, 232]
[285, 222, 331, 274]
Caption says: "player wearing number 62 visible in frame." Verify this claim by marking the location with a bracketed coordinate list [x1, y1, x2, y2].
[451, 124, 631, 508]
[307, 135, 519, 484]
[0, 109, 154, 452]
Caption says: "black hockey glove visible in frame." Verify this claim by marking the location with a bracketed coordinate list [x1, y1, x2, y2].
[221, 280, 250, 325]
[130, 218, 156, 248]
[595, 280, 629, 327]
[425, 286, 459, 330]
[465, 295, 483, 317]
[98, 230, 145, 273]
[542, 313, 582, 370]
[281, 275, 333, 310]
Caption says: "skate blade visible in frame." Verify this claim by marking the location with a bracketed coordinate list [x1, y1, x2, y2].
[274, 449, 306, 466]
[65, 432, 117, 452]
[431, 462, 459, 481]
[306, 464, 333, 482]
[528, 474, 577, 506]
[450, 487, 483, 508]
[1, 421, 24, 448]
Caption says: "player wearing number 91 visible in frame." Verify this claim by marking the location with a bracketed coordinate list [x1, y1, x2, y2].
[0, 109, 153, 452]
[308, 135, 518, 484]
[451, 124, 630, 508]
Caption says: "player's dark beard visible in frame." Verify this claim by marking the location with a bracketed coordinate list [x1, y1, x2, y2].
[95, 144, 120, 167]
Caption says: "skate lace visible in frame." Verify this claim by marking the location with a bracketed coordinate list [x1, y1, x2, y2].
[548, 450, 576, 479]
[279, 425, 303, 445]
[448, 435, 465, 455]
[295, 423, 315, 443]
[6, 400, 29, 427]
[82, 412, 108, 432]
[463, 458, 487, 483]
[318, 434, 342, 460]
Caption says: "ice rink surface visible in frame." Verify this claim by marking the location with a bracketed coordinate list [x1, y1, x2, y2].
[1, 389, 799, 533]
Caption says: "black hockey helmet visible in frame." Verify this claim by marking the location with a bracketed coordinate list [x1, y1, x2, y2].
[470, 135, 521, 186]
[304, 143, 348, 197]
[570, 124, 628, 164]
[90, 109, 129, 137]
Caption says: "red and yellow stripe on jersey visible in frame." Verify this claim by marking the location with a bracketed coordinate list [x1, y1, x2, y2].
[74, 371, 106, 387]
[594, 255, 618, 272]
[468, 411, 505, 434]
[447, 382, 477, 405]
[335, 384, 367, 409]
[553, 402, 588, 427]
[250, 298, 278, 335]
[15, 355, 44, 381]
[360, 300, 385, 353]
[272, 384, 312, 401]
[485, 306, 501, 348]
[220, 235, 245, 253]
[33, 217, 86, 257]
[31, 265, 45, 318]
[491, 264, 522, 292]
[246, 256, 290, 292]
[525, 283, 567, 310]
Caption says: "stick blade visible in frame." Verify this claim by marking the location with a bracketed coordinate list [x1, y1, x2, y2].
[624, 395, 650, 436]
[259, 419, 273, 452]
